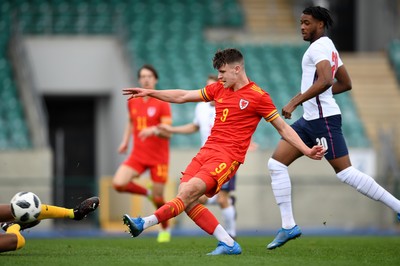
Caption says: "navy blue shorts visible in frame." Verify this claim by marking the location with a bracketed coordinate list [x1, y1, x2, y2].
[291, 115, 348, 160]
[221, 174, 236, 192]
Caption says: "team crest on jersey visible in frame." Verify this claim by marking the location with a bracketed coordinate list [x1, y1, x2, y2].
[239, 99, 249, 110]
[147, 107, 156, 117]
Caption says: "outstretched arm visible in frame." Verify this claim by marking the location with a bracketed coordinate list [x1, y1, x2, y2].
[123, 88, 203, 104]
[158, 123, 199, 135]
[270, 116, 325, 160]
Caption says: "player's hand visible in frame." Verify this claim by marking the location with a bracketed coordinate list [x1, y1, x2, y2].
[122, 88, 148, 99]
[138, 126, 157, 141]
[118, 143, 128, 154]
[306, 145, 326, 160]
[282, 102, 296, 119]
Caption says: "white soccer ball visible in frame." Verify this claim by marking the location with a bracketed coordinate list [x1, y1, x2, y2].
[10, 192, 42, 223]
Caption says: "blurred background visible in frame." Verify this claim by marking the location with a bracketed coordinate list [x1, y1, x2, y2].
[0, 0, 399, 235]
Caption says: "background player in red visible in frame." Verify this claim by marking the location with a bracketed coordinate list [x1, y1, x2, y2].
[0, 196, 99, 253]
[122, 48, 325, 255]
[112, 65, 172, 243]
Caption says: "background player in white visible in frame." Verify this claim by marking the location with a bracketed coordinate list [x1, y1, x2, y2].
[159, 75, 238, 239]
[266, 6, 400, 250]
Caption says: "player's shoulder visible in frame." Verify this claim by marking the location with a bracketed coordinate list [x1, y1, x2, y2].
[310, 36, 336, 50]
[244, 81, 268, 97]
[249, 82, 265, 94]
[204, 81, 223, 91]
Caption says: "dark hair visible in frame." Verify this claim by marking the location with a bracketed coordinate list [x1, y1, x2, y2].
[303, 6, 333, 29]
[212, 48, 244, 69]
[138, 64, 158, 79]
[207, 74, 218, 81]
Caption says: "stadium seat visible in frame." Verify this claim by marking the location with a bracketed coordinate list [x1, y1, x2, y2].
[0, 0, 369, 149]
[389, 39, 400, 82]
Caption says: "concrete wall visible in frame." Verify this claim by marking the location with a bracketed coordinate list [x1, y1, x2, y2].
[24, 36, 132, 179]
[355, 0, 400, 51]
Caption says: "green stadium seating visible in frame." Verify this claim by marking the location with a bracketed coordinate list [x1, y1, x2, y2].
[0, 0, 369, 149]
[389, 39, 400, 83]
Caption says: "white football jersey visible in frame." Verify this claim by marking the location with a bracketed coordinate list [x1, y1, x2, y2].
[193, 102, 215, 146]
[301, 36, 343, 120]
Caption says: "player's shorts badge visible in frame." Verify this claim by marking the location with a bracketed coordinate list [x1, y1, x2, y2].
[239, 99, 249, 110]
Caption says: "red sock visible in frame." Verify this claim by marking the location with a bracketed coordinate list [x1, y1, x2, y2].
[186, 204, 219, 235]
[122, 182, 147, 196]
[153, 196, 168, 229]
[154, 198, 185, 223]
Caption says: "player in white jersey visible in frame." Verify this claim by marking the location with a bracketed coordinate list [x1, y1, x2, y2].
[267, 6, 400, 250]
[193, 101, 215, 146]
[158, 75, 238, 239]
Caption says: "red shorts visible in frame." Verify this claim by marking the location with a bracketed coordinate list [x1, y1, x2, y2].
[123, 155, 168, 184]
[181, 148, 240, 197]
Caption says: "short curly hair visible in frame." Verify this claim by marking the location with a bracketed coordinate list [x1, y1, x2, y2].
[303, 6, 333, 29]
[212, 48, 244, 69]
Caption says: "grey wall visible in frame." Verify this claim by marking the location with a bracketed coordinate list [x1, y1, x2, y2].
[25, 36, 132, 178]
[356, 0, 400, 51]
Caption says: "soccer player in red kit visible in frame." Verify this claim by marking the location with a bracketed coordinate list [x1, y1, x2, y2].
[112, 65, 172, 243]
[122, 49, 325, 255]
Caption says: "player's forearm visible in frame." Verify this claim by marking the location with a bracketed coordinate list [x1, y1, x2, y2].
[281, 125, 312, 155]
[273, 118, 311, 155]
[151, 126, 171, 139]
[295, 79, 332, 106]
[147, 89, 190, 103]
[169, 124, 199, 134]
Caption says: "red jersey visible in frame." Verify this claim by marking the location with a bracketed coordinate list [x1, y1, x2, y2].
[127, 97, 171, 164]
[200, 81, 279, 163]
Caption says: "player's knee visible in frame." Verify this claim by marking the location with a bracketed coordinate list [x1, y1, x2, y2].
[268, 158, 287, 172]
[112, 182, 125, 192]
[336, 166, 353, 183]
[198, 195, 208, 204]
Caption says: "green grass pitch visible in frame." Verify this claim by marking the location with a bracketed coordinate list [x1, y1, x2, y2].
[1, 236, 400, 266]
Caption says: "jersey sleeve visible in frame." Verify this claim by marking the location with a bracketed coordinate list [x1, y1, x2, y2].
[310, 41, 330, 65]
[257, 92, 279, 122]
[200, 82, 221, 102]
[160, 102, 172, 125]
